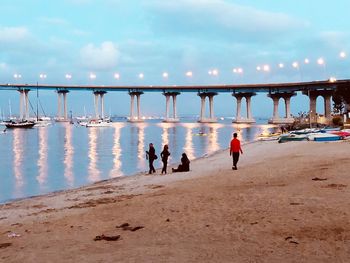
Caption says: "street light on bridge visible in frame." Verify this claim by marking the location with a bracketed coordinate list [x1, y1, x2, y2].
[185, 71, 193, 77]
[89, 73, 96, 80]
[114, 73, 120, 80]
[65, 74, 72, 80]
[162, 72, 169, 79]
[317, 57, 327, 79]
[13, 73, 22, 81]
[340, 51, 346, 59]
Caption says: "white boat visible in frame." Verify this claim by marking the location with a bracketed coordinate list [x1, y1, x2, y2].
[85, 119, 112, 127]
[307, 133, 341, 141]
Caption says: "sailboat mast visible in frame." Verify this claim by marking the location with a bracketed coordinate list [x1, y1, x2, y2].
[36, 82, 39, 121]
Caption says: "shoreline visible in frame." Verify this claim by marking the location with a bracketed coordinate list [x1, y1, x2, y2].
[0, 138, 259, 206]
[1, 139, 349, 262]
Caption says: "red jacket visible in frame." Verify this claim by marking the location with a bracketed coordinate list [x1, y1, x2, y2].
[230, 138, 242, 154]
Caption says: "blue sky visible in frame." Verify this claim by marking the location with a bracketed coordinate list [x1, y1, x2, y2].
[1, 0, 350, 118]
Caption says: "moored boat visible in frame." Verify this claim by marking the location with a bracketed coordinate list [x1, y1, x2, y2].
[85, 119, 112, 127]
[5, 120, 35, 128]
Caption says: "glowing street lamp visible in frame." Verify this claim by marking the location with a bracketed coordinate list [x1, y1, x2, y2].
[317, 57, 325, 66]
[162, 72, 169, 79]
[185, 71, 193, 77]
[65, 74, 72, 80]
[278, 63, 284, 68]
[114, 73, 120, 80]
[212, 69, 218, 76]
[39, 73, 47, 79]
[89, 73, 96, 80]
[340, 51, 346, 58]
[329, 77, 337, 83]
[138, 73, 144, 79]
[292, 61, 299, 69]
[13, 73, 22, 80]
[256, 66, 261, 71]
[263, 64, 270, 72]
[304, 58, 310, 64]
[317, 57, 327, 79]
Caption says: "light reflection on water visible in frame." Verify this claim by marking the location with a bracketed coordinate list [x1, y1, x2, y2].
[0, 120, 277, 203]
[37, 127, 48, 188]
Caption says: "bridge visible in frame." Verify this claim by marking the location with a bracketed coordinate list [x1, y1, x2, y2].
[1, 79, 349, 124]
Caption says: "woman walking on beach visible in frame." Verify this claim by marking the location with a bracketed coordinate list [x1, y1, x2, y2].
[146, 143, 157, 174]
[230, 133, 243, 170]
[160, 144, 171, 174]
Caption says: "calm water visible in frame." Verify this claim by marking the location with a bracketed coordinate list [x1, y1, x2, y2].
[0, 119, 277, 203]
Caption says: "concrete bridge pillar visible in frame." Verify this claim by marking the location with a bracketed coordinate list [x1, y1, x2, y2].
[309, 95, 317, 123]
[324, 95, 332, 119]
[198, 92, 217, 123]
[92, 91, 107, 120]
[272, 97, 279, 120]
[302, 89, 334, 125]
[235, 96, 242, 121]
[268, 92, 296, 124]
[209, 95, 214, 119]
[18, 89, 30, 120]
[56, 90, 70, 122]
[24, 90, 29, 120]
[128, 91, 144, 122]
[172, 94, 178, 120]
[130, 94, 135, 121]
[200, 94, 206, 122]
[63, 92, 68, 120]
[163, 92, 180, 122]
[232, 92, 256, 123]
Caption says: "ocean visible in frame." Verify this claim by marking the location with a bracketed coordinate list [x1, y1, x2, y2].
[0, 118, 277, 203]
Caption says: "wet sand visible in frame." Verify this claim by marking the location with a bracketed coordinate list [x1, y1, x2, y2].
[0, 140, 349, 262]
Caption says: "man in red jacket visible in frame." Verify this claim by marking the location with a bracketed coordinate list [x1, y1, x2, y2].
[230, 133, 243, 170]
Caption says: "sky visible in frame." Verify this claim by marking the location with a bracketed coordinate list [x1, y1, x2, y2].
[1, 0, 350, 118]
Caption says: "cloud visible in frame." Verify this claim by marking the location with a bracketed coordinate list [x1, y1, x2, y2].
[144, 0, 308, 42]
[0, 26, 31, 44]
[38, 17, 69, 26]
[80, 41, 120, 70]
[65, 0, 93, 5]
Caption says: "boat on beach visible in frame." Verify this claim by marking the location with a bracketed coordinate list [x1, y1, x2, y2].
[307, 133, 341, 141]
[278, 133, 308, 143]
[258, 132, 281, 141]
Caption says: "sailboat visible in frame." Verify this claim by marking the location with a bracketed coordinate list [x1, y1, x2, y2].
[4, 99, 35, 128]
[34, 86, 51, 127]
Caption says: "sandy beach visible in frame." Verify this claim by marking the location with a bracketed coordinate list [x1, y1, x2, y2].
[0, 140, 349, 262]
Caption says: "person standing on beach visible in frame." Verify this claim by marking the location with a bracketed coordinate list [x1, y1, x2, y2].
[230, 133, 243, 170]
[160, 144, 170, 174]
[146, 143, 157, 174]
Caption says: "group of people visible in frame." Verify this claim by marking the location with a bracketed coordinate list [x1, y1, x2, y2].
[145, 132, 244, 175]
[146, 143, 190, 175]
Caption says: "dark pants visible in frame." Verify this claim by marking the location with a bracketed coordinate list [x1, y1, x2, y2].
[232, 152, 240, 168]
[161, 160, 168, 174]
[149, 159, 156, 174]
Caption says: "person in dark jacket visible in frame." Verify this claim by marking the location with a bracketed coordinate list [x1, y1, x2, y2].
[172, 153, 190, 172]
[160, 144, 170, 174]
[146, 143, 156, 174]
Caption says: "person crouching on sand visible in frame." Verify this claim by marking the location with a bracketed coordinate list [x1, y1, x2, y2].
[172, 153, 190, 172]
[160, 144, 170, 174]
[230, 133, 243, 170]
[146, 143, 157, 174]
